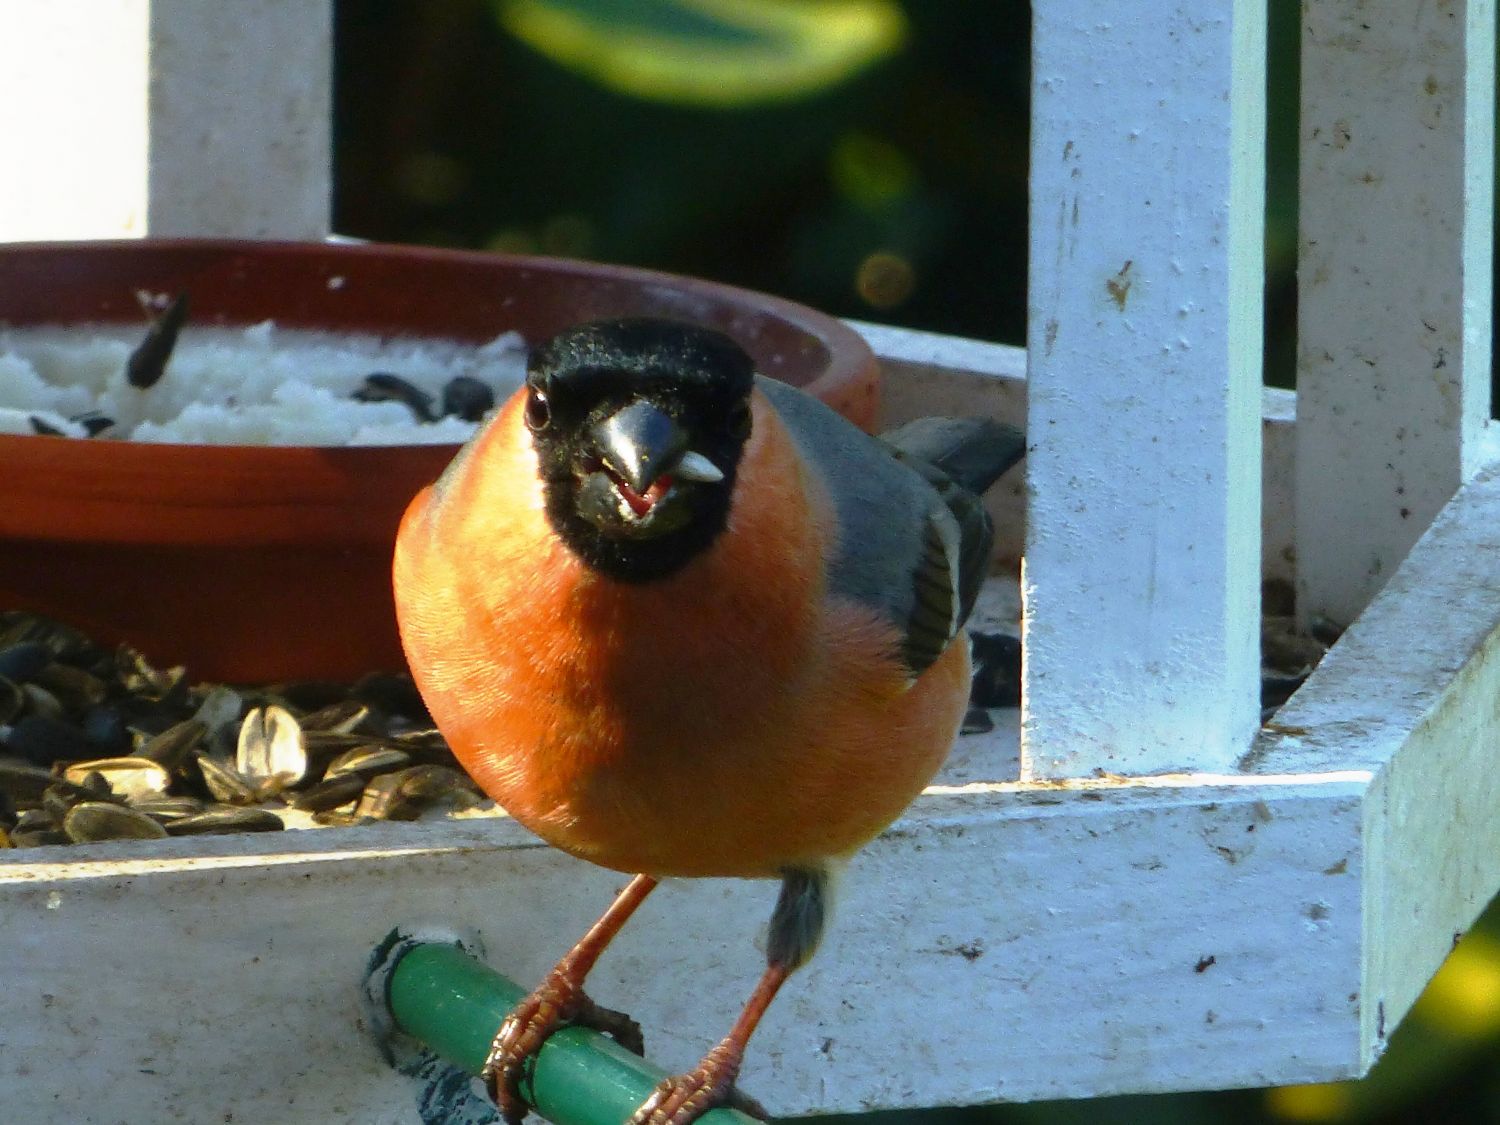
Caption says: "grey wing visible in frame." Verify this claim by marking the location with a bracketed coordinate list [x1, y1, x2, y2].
[757, 377, 1021, 677]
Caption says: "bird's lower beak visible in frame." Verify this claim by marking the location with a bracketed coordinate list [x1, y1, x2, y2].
[578, 401, 720, 534]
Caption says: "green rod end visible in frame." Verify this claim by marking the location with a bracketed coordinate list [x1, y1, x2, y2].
[383, 938, 762, 1125]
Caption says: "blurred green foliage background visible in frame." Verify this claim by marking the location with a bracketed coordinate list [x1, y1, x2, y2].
[333, 1, 1500, 1120]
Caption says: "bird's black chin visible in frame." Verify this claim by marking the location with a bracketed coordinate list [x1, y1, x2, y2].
[545, 471, 733, 583]
[576, 469, 696, 539]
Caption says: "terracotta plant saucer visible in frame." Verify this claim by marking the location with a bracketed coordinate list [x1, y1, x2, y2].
[0, 240, 878, 682]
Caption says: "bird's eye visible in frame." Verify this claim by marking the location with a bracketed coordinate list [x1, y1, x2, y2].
[525, 388, 552, 432]
[728, 401, 752, 440]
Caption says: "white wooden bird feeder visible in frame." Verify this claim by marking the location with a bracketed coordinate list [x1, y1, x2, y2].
[3, 1, 1499, 1121]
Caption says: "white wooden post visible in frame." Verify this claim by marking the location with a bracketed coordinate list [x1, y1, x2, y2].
[1296, 0, 1495, 627]
[0, 0, 331, 241]
[1024, 0, 1266, 777]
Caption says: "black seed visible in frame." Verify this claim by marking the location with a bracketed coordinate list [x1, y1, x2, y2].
[969, 631, 1022, 708]
[3, 714, 90, 766]
[290, 773, 365, 812]
[352, 672, 430, 723]
[167, 806, 284, 835]
[70, 412, 116, 437]
[351, 372, 437, 422]
[960, 706, 995, 735]
[0, 614, 97, 663]
[80, 705, 131, 754]
[126, 292, 190, 389]
[0, 642, 51, 684]
[441, 376, 495, 422]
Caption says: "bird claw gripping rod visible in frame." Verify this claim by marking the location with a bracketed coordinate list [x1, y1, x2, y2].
[365, 930, 763, 1125]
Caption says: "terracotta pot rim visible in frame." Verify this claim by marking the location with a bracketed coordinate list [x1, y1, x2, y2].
[0, 237, 871, 455]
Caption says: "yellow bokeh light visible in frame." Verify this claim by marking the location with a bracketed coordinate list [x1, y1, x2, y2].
[1411, 929, 1500, 1039]
[855, 250, 915, 310]
[1265, 1081, 1355, 1121]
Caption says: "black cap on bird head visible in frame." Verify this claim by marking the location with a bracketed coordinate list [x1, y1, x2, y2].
[524, 317, 756, 582]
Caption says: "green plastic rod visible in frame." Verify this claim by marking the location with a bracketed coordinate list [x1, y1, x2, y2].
[387, 941, 763, 1125]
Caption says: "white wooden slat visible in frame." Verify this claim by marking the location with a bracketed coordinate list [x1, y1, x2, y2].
[0, 779, 1367, 1123]
[0, 0, 330, 242]
[1252, 459, 1500, 1060]
[1023, 0, 1265, 777]
[1296, 0, 1495, 627]
[847, 324, 1300, 585]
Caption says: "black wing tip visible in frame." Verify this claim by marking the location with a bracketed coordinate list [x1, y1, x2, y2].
[881, 416, 1026, 497]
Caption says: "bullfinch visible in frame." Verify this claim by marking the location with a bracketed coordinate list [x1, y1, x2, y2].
[393, 317, 1025, 1124]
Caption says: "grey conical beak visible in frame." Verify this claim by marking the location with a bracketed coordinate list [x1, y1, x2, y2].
[592, 400, 690, 493]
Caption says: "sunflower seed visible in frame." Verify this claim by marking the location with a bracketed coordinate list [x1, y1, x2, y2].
[0, 677, 22, 725]
[126, 291, 189, 389]
[0, 642, 50, 684]
[116, 647, 187, 703]
[236, 705, 306, 788]
[441, 375, 495, 422]
[9, 826, 67, 848]
[968, 631, 1022, 709]
[71, 412, 116, 437]
[3, 713, 89, 765]
[35, 663, 108, 709]
[297, 700, 370, 735]
[80, 705, 130, 754]
[138, 719, 207, 772]
[393, 764, 480, 805]
[63, 801, 169, 843]
[325, 745, 410, 780]
[355, 772, 417, 821]
[131, 795, 205, 824]
[193, 686, 244, 736]
[20, 683, 64, 721]
[0, 759, 78, 805]
[166, 806, 284, 836]
[0, 613, 97, 663]
[289, 773, 366, 812]
[61, 757, 172, 801]
[195, 755, 258, 805]
[352, 372, 436, 422]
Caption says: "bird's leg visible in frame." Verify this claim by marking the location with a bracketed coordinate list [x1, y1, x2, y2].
[627, 962, 787, 1125]
[627, 867, 831, 1125]
[483, 873, 659, 1125]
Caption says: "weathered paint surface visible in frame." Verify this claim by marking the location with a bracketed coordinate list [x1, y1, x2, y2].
[0, 0, 330, 240]
[1024, 0, 1265, 776]
[1296, 0, 1495, 626]
[1254, 462, 1500, 1062]
[0, 779, 1363, 1124]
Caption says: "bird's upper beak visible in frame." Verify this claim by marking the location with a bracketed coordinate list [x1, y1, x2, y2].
[593, 400, 690, 495]
[581, 400, 724, 530]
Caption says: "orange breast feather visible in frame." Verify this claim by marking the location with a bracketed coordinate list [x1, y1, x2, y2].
[394, 390, 968, 878]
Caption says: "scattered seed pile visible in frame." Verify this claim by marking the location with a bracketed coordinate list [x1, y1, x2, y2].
[0, 612, 491, 849]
